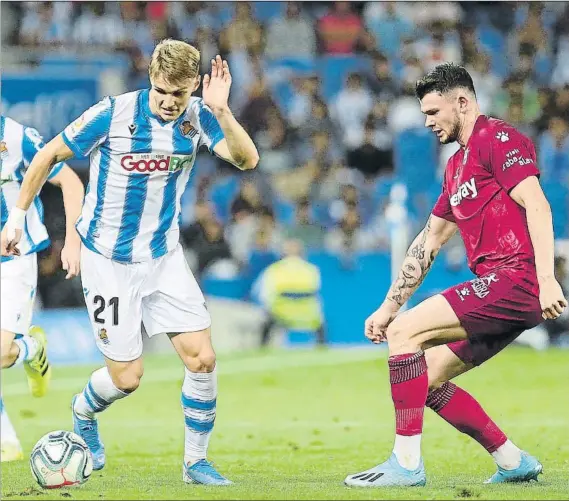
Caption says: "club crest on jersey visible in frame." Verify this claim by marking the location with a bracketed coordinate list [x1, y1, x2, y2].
[98, 328, 110, 345]
[69, 115, 86, 136]
[455, 286, 470, 302]
[180, 121, 198, 138]
[496, 131, 509, 142]
[470, 273, 499, 299]
[0, 141, 7, 160]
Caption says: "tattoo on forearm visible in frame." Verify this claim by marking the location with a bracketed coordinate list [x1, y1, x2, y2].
[388, 216, 438, 307]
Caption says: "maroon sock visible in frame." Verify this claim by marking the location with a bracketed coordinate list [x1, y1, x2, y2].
[426, 381, 507, 452]
[388, 351, 428, 436]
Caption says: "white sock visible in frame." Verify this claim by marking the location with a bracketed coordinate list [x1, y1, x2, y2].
[491, 439, 522, 470]
[12, 335, 39, 366]
[0, 396, 19, 443]
[73, 367, 128, 420]
[393, 434, 422, 470]
[182, 366, 217, 465]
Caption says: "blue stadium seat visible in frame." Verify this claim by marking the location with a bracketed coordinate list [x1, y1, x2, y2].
[201, 274, 250, 300]
[252, 1, 286, 23]
[317, 55, 372, 101]
[476, 24, 508, 78]
[393, 128, 438, 197]
[212, 3, 235, 27]
[40, 53, 130, 70]
[208, 175, 240, 224]
[372, 174, 395, 209]
[274, 198, 296, 226]
[265, 57, 317, 114]
[535, 52, 553, 85]
[542, 181, 569, 238]
[245, 249, 281, 287]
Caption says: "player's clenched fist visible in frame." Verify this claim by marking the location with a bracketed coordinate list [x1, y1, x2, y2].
[365, 301, 399, 344]
[538, 276, 568, 320]
[1, 209, 24, 257]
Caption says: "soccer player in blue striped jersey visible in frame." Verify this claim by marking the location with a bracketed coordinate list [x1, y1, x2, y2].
[1, 40, 259, 484]
[0, 115, 84, 462]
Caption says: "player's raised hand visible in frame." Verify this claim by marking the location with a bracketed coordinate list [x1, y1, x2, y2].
[60, 236, 81, 279]
[539, 276, 568, 320]
[202, 55, 232, 112]
[364, 301, 399, 344]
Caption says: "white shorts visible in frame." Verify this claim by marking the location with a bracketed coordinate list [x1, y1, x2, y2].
[80, 244, 211, 362]
[1, 254, 37, 334]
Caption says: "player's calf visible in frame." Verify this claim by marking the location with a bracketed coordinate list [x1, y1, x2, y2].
[72, 364, 136, 471]
[1, 329, 32, 369]
[0, 334, 19, 368]
[169, 329, 229, 483]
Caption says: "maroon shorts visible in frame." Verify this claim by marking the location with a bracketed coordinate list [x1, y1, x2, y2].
[441, 269, 543, 366]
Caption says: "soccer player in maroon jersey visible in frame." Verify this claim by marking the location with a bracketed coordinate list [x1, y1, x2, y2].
[345, 63, 568, 488]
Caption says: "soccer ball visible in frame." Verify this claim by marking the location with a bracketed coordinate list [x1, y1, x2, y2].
[30, 431, 93, 489]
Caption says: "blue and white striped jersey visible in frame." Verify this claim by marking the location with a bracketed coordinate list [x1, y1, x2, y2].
[62, 90, 224, 264]
[0, 116, 64, 262]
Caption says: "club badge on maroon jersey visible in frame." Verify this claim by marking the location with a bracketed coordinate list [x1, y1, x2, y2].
[495, 131, 509, 142]
[455, 273, 499, 301]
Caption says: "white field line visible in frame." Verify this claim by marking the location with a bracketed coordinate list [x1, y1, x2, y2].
[1, 348, 386, 397]
[16, 418, 568, 430]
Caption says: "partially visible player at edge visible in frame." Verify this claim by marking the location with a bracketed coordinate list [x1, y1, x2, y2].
[1, 116, 84, 462]
[1, 39, 259, 485]
[344, 63, 567, 488]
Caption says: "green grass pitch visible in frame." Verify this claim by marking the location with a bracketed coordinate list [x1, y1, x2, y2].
[1, 346, 568, 500]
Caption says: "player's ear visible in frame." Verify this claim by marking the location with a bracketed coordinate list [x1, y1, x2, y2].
[192, 75, 201, 92]
[458, 95, 468, 114]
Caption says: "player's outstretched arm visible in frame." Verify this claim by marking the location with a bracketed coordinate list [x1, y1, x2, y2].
[48, 165, 85, 279]
[510, 176, 568, 319]
[1, 134, 74, 257]
[364, 214, 457, 343]
[203, 55, 259, 170]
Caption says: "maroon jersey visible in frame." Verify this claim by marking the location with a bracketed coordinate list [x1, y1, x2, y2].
[432, 115, 540, 294]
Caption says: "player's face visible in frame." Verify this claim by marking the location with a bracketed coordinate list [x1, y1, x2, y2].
[420, 91, 461, 144]
[149, 74, 200, 121]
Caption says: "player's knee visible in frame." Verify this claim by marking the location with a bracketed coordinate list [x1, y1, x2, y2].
[427, 370, 446, 392]
[111, 367, 144, 393]
[386, 318, 416, 349]
[185, 351, 216, 373]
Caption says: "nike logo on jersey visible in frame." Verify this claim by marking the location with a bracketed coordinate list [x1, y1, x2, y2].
[128, 124, 136, 135]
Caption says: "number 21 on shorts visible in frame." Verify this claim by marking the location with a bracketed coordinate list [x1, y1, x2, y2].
[92, 295, 119, 326]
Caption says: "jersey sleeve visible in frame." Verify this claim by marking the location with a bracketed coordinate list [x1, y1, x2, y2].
[62, 96, 114, 158]
[196, 100, 224, 153]
[487, 128, 540, 193]
[431, 183, 456, 222]
[21, 126, 64, 180]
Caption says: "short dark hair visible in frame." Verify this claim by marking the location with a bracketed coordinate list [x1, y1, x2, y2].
[415, 63, 476, 100]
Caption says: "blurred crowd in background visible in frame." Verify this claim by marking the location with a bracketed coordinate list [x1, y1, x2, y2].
[2, 1, 568, 344]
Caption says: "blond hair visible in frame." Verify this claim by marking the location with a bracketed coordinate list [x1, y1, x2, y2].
[149, 39, 200, 85]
